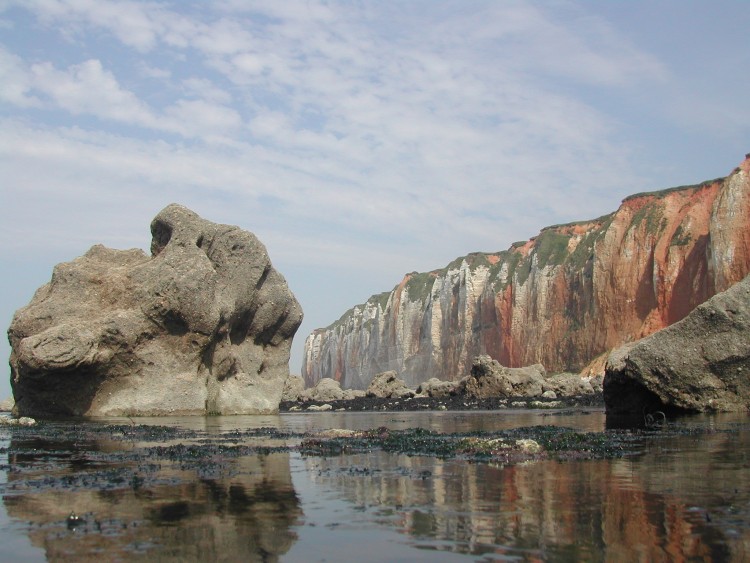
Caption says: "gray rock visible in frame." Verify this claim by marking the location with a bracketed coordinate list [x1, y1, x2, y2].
[342, 389, 366, 400]
[281, 375, 305, 402]
[300, 378, 345, 402]
[366, 370, 413, 399]
[8, 204, 303, 417]
[604, 274, 750, 414]
[416, 377, 458, 398]
[461, 356, 545, 399]
[543, 373, 594, 397]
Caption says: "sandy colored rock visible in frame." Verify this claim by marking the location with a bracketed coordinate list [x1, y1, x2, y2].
[461, 356, 545, 399]
[281, 375, 305, 402]
[8, 204, 302, 417]
[300, 378, 345, 402]
[417, 377, 458, 398]
[366, 371, 413, 398]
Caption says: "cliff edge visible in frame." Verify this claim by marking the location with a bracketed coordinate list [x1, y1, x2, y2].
[303, 155, 750, 390]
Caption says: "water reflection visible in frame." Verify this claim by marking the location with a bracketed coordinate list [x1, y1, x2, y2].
[2, 431, 301, 562]
[298, 416, 750, 561]
[2, 411, 750, 561]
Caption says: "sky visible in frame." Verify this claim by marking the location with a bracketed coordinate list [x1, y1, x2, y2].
[1, 0, 749, 401]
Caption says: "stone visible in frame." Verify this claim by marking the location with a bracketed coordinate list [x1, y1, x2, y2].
[342, 389, 366, 400]
[542, 373, 595, 397]
[0, 397, 13, 412]
[8, 204, 303, 417]
[416, 377, 458, 398]
[307, 403, 332, 412]
[461, 356, 545, 399]
[604, 274, 750, 414]
[281, 375, 305, 402]
[300, 378, 345, 402]
[365, 370, 413, 399]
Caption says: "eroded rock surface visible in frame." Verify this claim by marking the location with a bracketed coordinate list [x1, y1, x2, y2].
[461, 355, 546, 399]
[366, 370, 413, 399]
[8, 204, 303, 417]
[604, 274, 750, 414]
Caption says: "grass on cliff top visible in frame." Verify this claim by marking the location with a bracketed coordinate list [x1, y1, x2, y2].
[622, 177, 724, 203]
[320, 179, 718, 332]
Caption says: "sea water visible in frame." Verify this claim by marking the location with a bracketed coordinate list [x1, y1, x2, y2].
[1, 409, 748, 561]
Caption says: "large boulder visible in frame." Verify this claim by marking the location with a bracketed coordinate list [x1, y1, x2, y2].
[542, 373, 595, 397]
[281, 375, 305, 402]
[8, 204, 303, 417]
[604, 274, 750, 414]
[461, 356, 546, 399]
[366, 371, 413, 399]
[416, 377, 459, 399]
[300, 378, 346, 402]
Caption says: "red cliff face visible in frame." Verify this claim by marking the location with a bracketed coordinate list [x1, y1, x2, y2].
[303, 156, 750, 389]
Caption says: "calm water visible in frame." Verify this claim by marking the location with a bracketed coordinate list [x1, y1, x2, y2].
[1, 409, 749, 561]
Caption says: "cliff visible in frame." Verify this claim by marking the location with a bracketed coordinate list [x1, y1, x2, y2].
[303, 155, 750, 390]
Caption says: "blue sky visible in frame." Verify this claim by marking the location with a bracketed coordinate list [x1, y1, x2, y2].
[1, 0, 749, 401]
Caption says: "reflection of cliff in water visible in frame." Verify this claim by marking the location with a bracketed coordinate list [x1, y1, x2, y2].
[3, 433, 301, 562]
[304, 429, 750, 560]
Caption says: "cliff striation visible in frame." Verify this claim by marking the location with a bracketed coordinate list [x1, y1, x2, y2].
[303, 155, 750, 389]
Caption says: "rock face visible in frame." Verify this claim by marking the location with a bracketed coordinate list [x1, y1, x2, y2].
[604, 274, 750, 414]
[304, 155, 750, 390]
[8, 204, 303, 417]
[461, 355, 545, 399]
[365, 371, 413, 399]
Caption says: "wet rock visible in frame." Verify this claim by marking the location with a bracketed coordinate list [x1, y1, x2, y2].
[307, 404, 333, 412]
[0, 416, 36, 426]
[8, 204, 303, 417]
[366, 371, 413, 399]
[604, 274, 750, 414]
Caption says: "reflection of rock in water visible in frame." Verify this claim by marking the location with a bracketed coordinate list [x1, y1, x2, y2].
[3, 436, 301, 562]
[305, 433, 749, 561]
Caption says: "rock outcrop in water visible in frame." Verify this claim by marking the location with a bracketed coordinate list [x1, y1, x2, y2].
[604, 273, 750, 414]
[8, 204, 303, 417]
[303, 155, 750, 390]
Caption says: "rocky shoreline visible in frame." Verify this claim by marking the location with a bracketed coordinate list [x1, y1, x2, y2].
[280, 391, 605, 413]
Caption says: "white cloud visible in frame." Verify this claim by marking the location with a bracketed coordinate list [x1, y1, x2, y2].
[0, 46, 41, 107]
[30, 58, 155, 124]
[1, 0, 747, 385]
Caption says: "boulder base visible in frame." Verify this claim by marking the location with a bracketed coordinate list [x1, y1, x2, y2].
[8, 204, 303, 417]
[604, 274, 750, 414]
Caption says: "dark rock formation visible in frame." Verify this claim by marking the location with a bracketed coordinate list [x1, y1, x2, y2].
[604, 274, 750, 414]
[8, 204, 303, 417]
[303, 155, 750, 390]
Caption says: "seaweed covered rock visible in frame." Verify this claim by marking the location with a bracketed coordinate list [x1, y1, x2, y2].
[8, 204, 303, 417]
[604, 274, 750, 414]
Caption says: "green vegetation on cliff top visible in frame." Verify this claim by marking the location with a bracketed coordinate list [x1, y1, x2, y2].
[321, 175, 725, 331]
